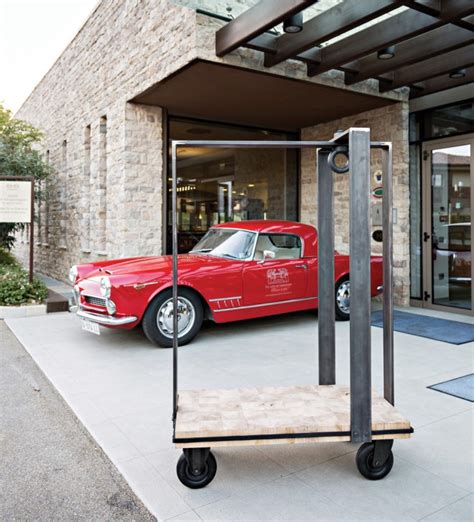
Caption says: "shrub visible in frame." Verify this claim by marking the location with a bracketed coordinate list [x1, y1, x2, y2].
[0, 265, 48, 306]
[0, 247, 20, 267]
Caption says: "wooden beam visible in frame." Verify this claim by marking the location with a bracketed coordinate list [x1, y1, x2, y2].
[215, 0, 316, 57]
[410, 67, 474, 98]
[441, 0, 474, 21]
[308, 10, 445, 76]
[264, 0, 404, 68]
[345, 25, 474, 85]
[379, 44, 474, 92]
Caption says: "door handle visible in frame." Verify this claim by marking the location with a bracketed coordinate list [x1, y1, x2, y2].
[295, 264, 308, 269]
[423, 232, 430, 242]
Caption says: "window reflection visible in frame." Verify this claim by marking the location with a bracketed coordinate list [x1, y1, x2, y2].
[431, 144, 471, 310]
[168, 119, 298, 253]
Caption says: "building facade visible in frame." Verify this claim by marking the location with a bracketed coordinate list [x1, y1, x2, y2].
[14, 0, 473, 312]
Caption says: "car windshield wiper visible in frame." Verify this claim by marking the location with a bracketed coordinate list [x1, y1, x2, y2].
[220, 253, 240, 259]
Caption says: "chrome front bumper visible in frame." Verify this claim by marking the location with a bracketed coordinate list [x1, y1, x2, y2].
[76, 309, 138, 326]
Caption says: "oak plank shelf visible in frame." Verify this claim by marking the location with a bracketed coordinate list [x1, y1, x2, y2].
[174, 385, 412, 448]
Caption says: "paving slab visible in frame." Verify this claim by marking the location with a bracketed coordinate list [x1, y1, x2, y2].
[0, 320, 153, 521]
[5, 309, 474, 521]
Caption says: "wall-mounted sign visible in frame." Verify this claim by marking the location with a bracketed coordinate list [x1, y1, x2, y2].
[372, 186, 383, 198]
[0, 180, 33, 223]
[372, 202, 383, 226]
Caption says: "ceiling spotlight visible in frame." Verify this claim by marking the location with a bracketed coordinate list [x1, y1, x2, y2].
[283, 12, 303, 33]
[377, 46, 395, 60]
[449, 68, 466, 79]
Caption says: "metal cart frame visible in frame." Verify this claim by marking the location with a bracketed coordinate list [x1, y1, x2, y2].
[170, 128, 412, 488]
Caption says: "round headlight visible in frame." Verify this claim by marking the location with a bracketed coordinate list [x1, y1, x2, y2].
[100, 276, 112, 298]
[69, 265, 78, 283]
[106, 299, 116, 315]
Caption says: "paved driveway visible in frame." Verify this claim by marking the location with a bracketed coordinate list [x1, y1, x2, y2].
[6, 310, 474, 521]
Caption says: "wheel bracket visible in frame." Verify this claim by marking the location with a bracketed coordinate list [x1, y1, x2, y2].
[373, 439, 393, 467]
[183, 447, 210, 475]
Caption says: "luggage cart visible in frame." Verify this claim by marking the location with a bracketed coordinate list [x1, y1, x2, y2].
[170, 128, 413, 489]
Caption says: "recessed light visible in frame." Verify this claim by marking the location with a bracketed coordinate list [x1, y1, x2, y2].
[283, 12, 303, 34]
[377, 46, 395, 60]
[449, 68, 466, 79]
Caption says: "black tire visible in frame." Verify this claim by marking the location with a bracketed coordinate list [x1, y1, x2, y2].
[142, 288, 203, 348]
[335, 276, 351, 321]
[356, 442, 394, 480]
[176, 451, 217, 489]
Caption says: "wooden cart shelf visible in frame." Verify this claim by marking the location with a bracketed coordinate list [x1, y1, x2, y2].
[174, 384, 412, 448]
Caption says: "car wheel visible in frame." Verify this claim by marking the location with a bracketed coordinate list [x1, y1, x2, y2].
[142, 288, 203, 348]
[335, 277, 350, 321]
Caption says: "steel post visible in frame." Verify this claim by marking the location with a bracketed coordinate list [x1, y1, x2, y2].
[172, 142, 178, 422]
[382, 144, 394, 405]
[349, 128, 372, 443]
[317, 148, 336, 385]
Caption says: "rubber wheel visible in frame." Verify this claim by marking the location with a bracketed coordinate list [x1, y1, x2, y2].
[142, 288, 203, 348]
[176, 451, 217, 489]
[335, 277, 351, 321]
[356, 442, 394, 480]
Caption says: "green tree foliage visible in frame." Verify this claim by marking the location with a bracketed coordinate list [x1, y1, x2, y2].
[0, 103, 53, 249]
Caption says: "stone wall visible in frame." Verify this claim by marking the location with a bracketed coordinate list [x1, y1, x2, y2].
[14, 0, 196, 280]
[300, 103, 410, 305]
[13, 0, 407, 284]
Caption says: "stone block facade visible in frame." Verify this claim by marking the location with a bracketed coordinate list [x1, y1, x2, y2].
[13, 0, 409, 306]
[301, 103, 410, 304]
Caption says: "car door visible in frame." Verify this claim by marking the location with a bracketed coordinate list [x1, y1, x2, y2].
[242, 233, 308, 306]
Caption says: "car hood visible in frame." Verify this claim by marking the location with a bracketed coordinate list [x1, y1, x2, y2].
[83, 254, 233, 281]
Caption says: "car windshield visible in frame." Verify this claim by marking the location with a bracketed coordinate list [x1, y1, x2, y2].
[190, 228, 256, 260]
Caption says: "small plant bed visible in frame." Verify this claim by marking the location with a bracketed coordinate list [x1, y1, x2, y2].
[0, 249, 48, 310]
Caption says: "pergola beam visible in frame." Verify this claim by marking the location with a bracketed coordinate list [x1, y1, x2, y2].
[264, 0, 405, 68]
[215, 0, 317, 57]
[410, 67, 474, 98]
[308, 2, 474, 77]
[345, 25, 474, 85]
[308, 10, 444, 77]
[379, 44, 474, 92]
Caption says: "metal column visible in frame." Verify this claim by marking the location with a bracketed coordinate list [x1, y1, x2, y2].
[172, 141, 179, 422]
[348, 128, 372, 442]
[317, 148, 336, 385]
[382, 144, 394, 405]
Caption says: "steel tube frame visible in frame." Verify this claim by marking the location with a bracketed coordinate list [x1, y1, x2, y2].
[317, 148, 335, 385]
[171, 134, 394, 442]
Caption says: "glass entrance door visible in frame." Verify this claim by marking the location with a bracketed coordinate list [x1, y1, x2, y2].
[423, 136, 474, 314]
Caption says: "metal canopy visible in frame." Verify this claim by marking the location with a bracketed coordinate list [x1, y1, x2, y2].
[215, 0, 474, 98]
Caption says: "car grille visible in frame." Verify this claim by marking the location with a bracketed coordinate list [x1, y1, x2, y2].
[84, 295, 106, 307]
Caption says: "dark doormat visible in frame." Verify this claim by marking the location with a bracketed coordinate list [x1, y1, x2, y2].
[428, 374, 474, 402]
[371, 310, 474, 345]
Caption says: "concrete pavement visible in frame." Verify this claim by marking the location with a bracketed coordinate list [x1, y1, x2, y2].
[0, 320, 153, 521]
[5, 308, 473, 520]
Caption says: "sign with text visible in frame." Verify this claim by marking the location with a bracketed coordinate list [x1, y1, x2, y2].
[0, 180, 33, 223]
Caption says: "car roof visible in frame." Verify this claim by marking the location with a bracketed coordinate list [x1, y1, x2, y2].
[212, 220, 318, 256]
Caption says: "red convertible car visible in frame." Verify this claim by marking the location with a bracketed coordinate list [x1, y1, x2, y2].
[69, 220, 383, 347]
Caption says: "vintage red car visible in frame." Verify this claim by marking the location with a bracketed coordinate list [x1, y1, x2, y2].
[69, 220, 383, 347]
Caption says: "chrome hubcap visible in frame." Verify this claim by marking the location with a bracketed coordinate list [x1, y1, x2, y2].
[157, 297, 195, 339]
[336, 281, 351, 313]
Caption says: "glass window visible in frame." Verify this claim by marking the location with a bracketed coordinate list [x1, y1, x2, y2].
[411, 101, 474, 144]
[168, 118, 298, 253]
[409, 143, 422, 299]
[190, 228, 256, 260]
[254, 234, 301, 260]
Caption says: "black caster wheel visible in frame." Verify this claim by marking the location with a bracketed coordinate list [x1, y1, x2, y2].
[177, 450, 217, 489]
[356, 442, 394, 480]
